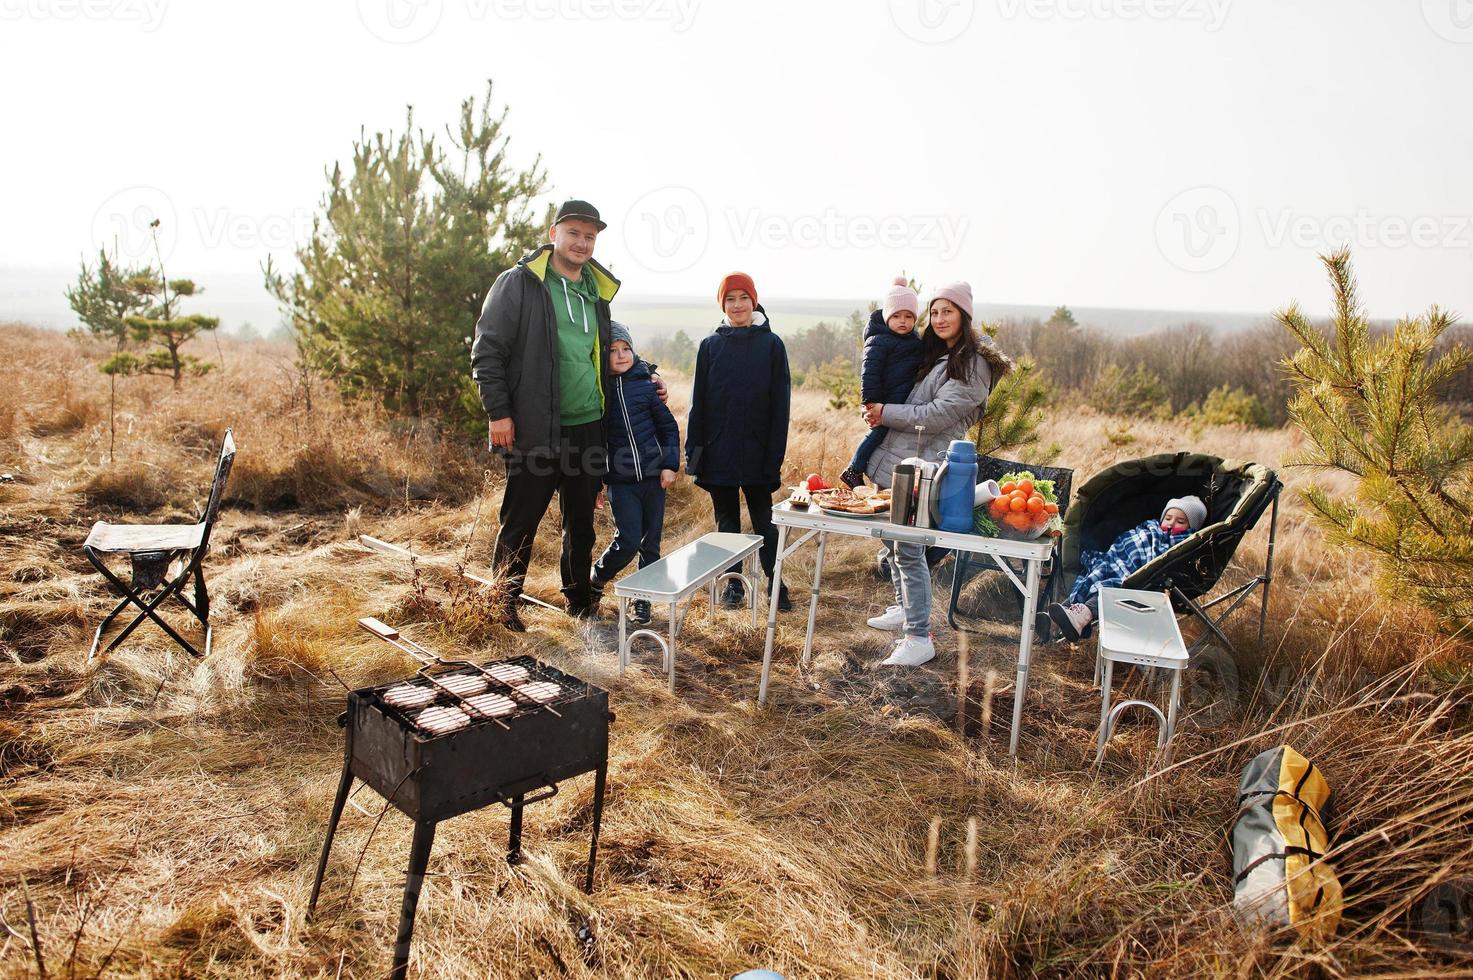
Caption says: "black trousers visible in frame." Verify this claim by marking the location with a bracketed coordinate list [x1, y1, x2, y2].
[706, 484, 780, 580]
[493, 421, 605, 610]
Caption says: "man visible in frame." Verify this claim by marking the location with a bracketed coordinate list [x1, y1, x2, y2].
[472, 199, 658, 629]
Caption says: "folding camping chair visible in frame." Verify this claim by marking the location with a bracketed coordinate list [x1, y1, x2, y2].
[1058, 452, 1281, 658]
[947, 455, 1075, 642]
[83, 429, 235, 661]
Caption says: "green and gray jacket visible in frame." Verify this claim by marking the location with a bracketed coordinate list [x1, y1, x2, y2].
[471, 244, 621, 456]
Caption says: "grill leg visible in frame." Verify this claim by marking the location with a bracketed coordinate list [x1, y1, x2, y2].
[307, 759, 354, 919]
[507, 794, 526, 865]
[584, 761, 608, 893]
[391, 819, 436, 980]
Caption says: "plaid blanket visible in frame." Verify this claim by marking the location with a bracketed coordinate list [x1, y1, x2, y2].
[1068, 519, 1191, 606]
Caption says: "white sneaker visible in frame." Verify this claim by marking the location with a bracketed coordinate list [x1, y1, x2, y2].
[881, 634, 936, 667]
[866, 605, 905, 631]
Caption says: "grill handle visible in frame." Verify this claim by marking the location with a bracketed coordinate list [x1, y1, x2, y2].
[498, 776, 559, 808]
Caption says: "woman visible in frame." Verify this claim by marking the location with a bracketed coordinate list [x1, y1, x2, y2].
[861, 281, 1012, 666]
[685, 272, 794, 612]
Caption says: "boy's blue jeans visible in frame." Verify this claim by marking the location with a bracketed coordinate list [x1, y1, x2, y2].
[846, 425, 888, 474]
[594, 478, 666, 582]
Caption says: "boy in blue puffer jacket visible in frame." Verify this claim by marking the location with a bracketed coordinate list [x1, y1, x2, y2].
[840, 277, 924, 489]
[590, 323, 680, 625]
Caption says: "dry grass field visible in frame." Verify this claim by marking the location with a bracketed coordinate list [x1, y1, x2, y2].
[2, 322, 1470, 978]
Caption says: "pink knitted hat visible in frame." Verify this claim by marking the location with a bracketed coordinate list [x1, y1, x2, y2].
[881, 276, 920, 322]
[928, 281, 974, 321]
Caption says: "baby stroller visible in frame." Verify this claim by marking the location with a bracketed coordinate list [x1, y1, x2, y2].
[1059, 452, 1282, 657]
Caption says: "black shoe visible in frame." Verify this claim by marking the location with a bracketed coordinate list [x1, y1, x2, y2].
[720, 580, 745, 609]
[589, 574, 608, 601]
[776, 582, 793, 613]
[839, 467, 865, 490]
[501, 599, 527, 633]
[567, 601, 600, 622]
[629, 599, 652, 626]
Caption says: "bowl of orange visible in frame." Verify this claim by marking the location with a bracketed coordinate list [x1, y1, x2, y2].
[985, 474, 1062, 540]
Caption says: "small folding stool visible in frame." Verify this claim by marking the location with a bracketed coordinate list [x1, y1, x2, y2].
[1094, 587, 1189, 765]
[82, 429, 235, 661]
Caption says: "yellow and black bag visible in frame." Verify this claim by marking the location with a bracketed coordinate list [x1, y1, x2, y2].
[1230, 745, 1342, 940]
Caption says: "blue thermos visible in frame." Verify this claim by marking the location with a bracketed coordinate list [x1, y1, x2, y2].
[936, 440, 978, 532]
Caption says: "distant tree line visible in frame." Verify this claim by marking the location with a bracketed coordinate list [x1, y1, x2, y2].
[645, 302, 1473, 430]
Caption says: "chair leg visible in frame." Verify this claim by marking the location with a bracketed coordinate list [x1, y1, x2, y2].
[1258, 491, 1279, 649]
[86, 551, 207, 659]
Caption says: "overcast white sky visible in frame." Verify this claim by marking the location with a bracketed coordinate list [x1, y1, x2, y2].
[3, 0, 1472, 321]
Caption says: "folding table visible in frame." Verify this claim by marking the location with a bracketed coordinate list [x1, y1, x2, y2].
[757, 502, 1053, 755]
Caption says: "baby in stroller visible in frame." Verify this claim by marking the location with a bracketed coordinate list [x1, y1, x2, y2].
[1048, 494, 1207, 642]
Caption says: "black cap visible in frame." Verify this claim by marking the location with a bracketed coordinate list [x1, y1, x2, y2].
[553, 199, 606, 231]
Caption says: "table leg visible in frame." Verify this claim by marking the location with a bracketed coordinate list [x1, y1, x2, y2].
[667, 602, 678, 694]
[1095, 659, 1115, 766]
[1162, 668, 1183, 763]
[1008, 557, 1044, 757]
[618, 599, 628, 677]
[758, 524, 790, 706]
[800, 532, 827, 668]
[748, 552, 759, 629]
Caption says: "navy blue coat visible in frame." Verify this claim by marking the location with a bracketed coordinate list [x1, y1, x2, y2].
[607, 359, 680, 484]
[685, 309, 791, 490]
[860, 308, 924, 404]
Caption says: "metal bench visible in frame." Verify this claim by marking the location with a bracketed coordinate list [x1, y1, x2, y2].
[614, 531, 764, 692]
[1094, 587, 1190, 765]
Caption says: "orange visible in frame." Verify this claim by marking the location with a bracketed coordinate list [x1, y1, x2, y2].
[1017, 480, 1034, 496]
[989, 498, 1009, 518]
[1026, 497, 1044, 514]
[1009, 495, 1027, 511]
[1000, 481, 1016, 494]
[1044, 502, 1059, 515]
[1004, 512, 1032, 531]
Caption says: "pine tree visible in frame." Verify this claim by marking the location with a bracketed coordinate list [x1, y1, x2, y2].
[65, 247, 156, 459]
[973, 323, 1050, 458]
[1280, 247, 1473, 629]
[114, 273, 220, 388]
[266, 81, 546, 419]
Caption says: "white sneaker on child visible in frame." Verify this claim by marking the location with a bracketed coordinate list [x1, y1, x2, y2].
[881, 634, 936, 667]
[866, 605, 905, 631]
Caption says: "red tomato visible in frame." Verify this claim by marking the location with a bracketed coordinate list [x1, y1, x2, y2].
[1017, 480, 1035, 497]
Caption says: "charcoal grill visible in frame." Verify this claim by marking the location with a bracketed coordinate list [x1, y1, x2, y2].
[307, 618, 611, 978]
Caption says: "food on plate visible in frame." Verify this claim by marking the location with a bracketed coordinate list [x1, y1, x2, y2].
[810, 486, 891, 515]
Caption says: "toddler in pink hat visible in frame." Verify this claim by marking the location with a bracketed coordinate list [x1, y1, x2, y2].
[840, 276, 925, 489]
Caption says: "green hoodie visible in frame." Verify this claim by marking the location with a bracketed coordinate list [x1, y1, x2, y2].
[545, 260, 604, 426]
